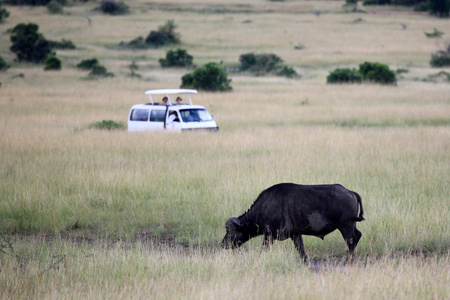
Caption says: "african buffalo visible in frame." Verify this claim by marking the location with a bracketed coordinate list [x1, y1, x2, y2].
[221, 183, 364, 261]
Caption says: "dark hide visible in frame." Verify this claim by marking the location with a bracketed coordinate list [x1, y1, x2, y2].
[221, 183, 365, 261]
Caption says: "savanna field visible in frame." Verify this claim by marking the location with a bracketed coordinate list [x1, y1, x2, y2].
[0, 0, 449, 298]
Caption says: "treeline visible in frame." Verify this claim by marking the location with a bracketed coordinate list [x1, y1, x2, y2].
[347, 0, 449, 17]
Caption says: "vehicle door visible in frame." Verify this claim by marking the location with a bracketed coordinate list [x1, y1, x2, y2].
[148, 108, 165, 130]
[128, 108, 150, 131]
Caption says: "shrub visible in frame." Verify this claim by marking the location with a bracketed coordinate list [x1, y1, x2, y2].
[88, 65, 114, 78]
[145, 20, 181, 48]
[359, 61, 396, 85]
[430, 43, 450, 67]
[159, 48, 193, 68]
[239, 53, 283, 74]
[424, 28, 444, 38]
[9, 23, 52, 63]
[327, 68, 363, 84]
[100, 0, 129, 15]
[276, 66, 299, 79]
[430, 42, 450, 67]
[120, 37, 147, 49]
[88, 120, 125, 130]
[327, 62, 396, 85]
[47, 0, 63, 14]
[430, 54, 450, 67]
[181, 62, 232, 92]
[0, 1, 10, 23]
[0, 55, 9, 71]
[44, 56, 61, 70]
[427, 71, 450, 82]
[76, 58, 99, 70]
[127, 60, 141, 78]
[48, 39, 76, 49]
[239, 52, 298, 78]
[121, 20, 181, 49]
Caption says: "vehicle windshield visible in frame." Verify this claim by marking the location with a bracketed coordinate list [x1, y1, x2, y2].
[180, 109, 213, 123]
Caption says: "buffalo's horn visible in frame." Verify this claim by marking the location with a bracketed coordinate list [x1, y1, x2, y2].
[229, 217, 242, 227]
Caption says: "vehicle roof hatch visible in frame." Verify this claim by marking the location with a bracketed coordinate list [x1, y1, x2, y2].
[145, 89, 198, 105]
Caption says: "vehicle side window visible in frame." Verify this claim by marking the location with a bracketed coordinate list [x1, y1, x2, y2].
[150, 110, 166, 122]
[180, 109, 213, 122]
[130, 109, 149, 121]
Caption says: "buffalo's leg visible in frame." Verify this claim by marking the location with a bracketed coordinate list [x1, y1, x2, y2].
[292, 234, 308, 262]
[262, 225, 273, 250]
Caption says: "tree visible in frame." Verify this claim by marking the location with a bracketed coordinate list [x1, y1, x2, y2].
[10, 23, 52, 63]
[181, 62, 232, 92]
[159, 48, 193, 68]
[428, 0, 450, 17]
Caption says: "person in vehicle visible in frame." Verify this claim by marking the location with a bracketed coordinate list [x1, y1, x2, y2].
[176, 97, 182, 104]
[162, 97, 168, 105]
[167, 111, 180, 129]
[167, 111, 180, 123]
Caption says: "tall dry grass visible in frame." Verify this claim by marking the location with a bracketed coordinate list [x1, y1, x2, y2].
[0, 239, 448, 299]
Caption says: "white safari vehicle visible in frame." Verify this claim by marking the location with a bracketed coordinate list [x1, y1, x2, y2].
[127, 89, 219, 132]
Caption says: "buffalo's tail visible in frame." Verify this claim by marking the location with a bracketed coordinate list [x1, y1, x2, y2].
[351, 191, 365, 222]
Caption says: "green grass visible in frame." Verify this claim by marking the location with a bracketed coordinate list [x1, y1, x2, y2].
[0, 0, 449, 298]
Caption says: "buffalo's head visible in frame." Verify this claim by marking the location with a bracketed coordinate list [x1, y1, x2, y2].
[221, 217, 250, 249]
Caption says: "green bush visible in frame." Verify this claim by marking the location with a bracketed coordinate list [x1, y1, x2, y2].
[100, 0, 129, 15]
[76, 58, 113, 78]
[359, 61, 397, 85]
[44, 56, 61, 70]
[9, 23, 52, 63]
[0, 55, 10, 71]
[327, 68, 363, 84]
[47, 0, 63, 14]
[159, 48, 193, 68]
[238, 52, 297, 78]
[327, 62, 396, 85]
[88, 120, 125, 130]
[181, 62, 232, 92]
[239, 53, 283, 74]
[76, 58, 99, 70]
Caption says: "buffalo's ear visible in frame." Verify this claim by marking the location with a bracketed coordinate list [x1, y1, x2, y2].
[229, 217, 242, 228]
